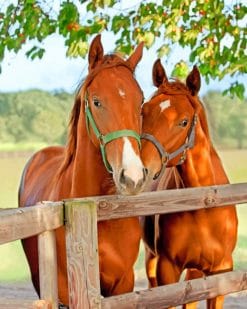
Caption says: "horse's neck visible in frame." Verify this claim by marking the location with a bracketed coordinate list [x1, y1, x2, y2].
[209, 145, 229, 184]
[68, 110, 115, 198]
[179, 122, 229, 187]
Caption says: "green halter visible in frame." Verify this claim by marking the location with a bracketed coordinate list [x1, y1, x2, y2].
[84, 95, 141, 173]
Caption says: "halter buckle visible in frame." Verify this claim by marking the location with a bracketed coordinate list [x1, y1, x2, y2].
[161, 153, 169, 165]
[99, 134, 105, 146]
[178, 149, 187, 165]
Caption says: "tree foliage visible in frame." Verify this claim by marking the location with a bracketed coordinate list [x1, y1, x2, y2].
[0, 90, 73, 146]
[203, 91, 247, 149]
[0, 1, 246, 98]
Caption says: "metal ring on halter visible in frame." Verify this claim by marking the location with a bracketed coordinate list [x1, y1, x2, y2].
[161, 153, 169, 165]
[99, 134, 105, 146]
[177, 149, 187, 165]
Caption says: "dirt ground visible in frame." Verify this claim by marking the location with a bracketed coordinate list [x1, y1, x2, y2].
[0, 280, 247, 308]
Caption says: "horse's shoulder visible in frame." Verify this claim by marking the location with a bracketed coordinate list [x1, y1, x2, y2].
[23, 146, 65, 188]
[28, 146, 64, 167]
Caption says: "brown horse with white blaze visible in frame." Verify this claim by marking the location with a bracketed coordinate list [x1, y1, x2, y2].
[19, 35, 147, 306]
[141, 59, 238, 309]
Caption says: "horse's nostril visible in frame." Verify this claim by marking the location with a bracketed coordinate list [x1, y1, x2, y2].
[119, 167, 147, 193]
[143, 167, 148, 181]
[120, 169, 126, 184]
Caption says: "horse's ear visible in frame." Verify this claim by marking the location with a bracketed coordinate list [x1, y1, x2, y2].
[152, 59, 168, 88]
[88, 34, 104, 71]
[126, 42, 144, 70]
[186, 65, 201, 95]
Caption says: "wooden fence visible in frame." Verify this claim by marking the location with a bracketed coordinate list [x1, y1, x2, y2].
[0, 182, 247, 308]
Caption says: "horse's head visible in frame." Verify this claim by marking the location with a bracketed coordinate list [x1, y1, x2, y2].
[141, 59, 201, 181]
[76, 35, 147, 195]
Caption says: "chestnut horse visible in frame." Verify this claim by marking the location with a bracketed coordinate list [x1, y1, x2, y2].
[141, 59, 238, 309]
[19, 35, 147, 306]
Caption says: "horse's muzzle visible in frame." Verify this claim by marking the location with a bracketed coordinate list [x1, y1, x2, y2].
[118, 167, 148, 195]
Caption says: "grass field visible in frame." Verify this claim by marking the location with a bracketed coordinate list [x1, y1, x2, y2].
[0, 150, 246, 282]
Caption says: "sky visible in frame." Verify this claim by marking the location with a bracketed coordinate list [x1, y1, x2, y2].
[0, 31, 244, 99]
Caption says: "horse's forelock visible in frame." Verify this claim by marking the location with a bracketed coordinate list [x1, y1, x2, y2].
[157, 79, 189, 96]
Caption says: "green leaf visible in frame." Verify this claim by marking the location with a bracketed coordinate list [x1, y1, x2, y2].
[58, 2, 79, 36]
[223, 83, 245, 100]
[171, 61, 189, 79]
[0, 44, 4, 61]
[86, 2, 97, 13]
[66, 40, 88, 58]
[157, 44, 170, 57]
[39, 18, 51, 38]
[25, 46, 45, 60]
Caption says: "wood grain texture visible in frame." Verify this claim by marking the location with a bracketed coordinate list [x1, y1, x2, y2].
[65, 201, 101, 309]
[101, 270, 247, 309]
[89, 182, 247, 221]
[0, 202, 63, 244]
[38, 230, 58, 309]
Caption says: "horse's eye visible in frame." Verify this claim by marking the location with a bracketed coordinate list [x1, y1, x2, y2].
[93, 97, 101, 107]
[179, 118, 189, 127]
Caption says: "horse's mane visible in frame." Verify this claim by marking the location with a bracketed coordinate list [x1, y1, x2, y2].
[157, 79, 211, 141]
[57, 54, 134, 178]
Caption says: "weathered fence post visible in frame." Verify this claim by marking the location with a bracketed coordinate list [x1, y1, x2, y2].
[65, 200, 101, 309]
[38, 230, 58, 308]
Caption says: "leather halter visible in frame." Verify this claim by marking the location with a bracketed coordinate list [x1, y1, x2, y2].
[141, 114, 198, 179]
[85, 93, 141, 173]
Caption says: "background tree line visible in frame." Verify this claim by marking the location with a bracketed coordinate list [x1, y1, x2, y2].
[0, 89, 246, 150]
[0, 90, 72, 148]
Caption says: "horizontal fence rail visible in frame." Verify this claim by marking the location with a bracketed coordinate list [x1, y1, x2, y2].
[101, 270, 247, 309]
[0, 201, 64, 245]
[64, 182, 247, 221]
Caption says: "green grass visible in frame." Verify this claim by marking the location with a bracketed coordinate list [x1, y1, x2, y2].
[0, 150, 246, 282]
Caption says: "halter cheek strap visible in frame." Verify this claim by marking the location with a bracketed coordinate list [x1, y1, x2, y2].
[141, 114, 198, 179]
[85, 95, 141, 173]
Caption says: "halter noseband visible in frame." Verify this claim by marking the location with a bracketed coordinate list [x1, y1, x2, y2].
[141, 114, 198, 179]
[84, 94, 141, 173]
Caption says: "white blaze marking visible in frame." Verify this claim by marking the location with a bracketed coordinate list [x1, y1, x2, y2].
[122, 137, 143, 185]
[119, 88, 126, 98]
[160, 99, 171, 112]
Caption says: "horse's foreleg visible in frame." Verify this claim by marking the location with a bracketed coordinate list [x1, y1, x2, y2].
[21, 236, 40, 296]
[156, 255, 181, 285]
[145, 248, 158, 287]
[206, 257, 233, 309]
[206, 296, 224, 309]
[183, 268, 204, 309]
[110, 268, 134, 296]
[156, 255, 181, 309]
